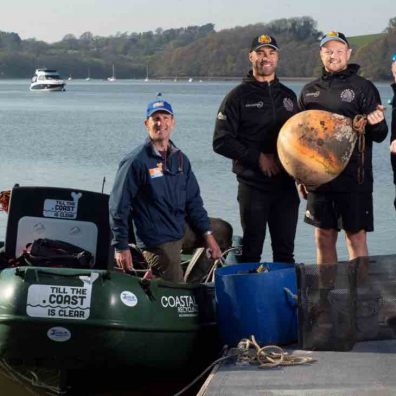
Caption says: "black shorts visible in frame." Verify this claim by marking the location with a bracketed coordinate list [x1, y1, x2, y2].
[304, 191, 373, 232]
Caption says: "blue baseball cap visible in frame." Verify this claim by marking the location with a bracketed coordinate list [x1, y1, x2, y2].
[320, 31, 349, 47]
[146, 99, 174, 118]
[392, 53, 396, 62]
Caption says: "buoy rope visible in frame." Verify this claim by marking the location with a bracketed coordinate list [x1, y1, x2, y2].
[352, 114, 367, 184]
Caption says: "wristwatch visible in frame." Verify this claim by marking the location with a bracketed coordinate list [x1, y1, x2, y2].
[204, 230, 213, 236]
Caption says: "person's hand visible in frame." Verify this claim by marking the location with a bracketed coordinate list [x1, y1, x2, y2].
[297, 183, 308, 200]
[204, 234, 222, 261]
[390, 139, 396, 154]
[367, 105, 385, 125]
[114, 249, 133, 272]
[258, 153, 281, 177]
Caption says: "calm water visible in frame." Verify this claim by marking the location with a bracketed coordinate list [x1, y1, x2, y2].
[0, 78, 395, 263]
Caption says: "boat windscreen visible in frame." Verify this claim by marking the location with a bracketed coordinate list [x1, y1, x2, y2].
[45, 74, 61, 80]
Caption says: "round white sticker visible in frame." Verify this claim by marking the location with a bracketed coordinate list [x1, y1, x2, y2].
[47, 326, 71, 342]
[120, 291, 138, 307]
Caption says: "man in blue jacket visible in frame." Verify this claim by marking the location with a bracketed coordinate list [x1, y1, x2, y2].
[109, 98, 227, 282]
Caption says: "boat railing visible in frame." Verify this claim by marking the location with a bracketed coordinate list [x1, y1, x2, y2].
[203, 246, 242, 283]
[127, 243, 242, 283]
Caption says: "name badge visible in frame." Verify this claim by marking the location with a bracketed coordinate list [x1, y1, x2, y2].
[149, 167, 163, 178]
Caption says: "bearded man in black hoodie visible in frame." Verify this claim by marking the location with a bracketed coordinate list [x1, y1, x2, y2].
[299, 31, 388, 265]
[213, 34, 300, 264]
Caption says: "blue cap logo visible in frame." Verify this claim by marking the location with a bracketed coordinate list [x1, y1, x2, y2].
[146, 99, 174, 118]
[392, 53, 396, 62]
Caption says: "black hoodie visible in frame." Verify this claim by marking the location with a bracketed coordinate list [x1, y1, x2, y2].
[213, 71, 298, 191]
[391, 83, 396, 184]
[299, 64, 388, 192]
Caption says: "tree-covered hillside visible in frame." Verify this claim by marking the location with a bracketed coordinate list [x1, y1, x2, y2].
[0, 16, 395, 80]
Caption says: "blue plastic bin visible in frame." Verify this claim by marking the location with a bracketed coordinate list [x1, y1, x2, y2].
[215, 262, 298, 347]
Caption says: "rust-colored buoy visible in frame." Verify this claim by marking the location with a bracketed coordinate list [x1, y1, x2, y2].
[277, 110, 357, 188]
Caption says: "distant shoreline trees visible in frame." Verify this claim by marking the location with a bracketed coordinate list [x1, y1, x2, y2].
[0, 17, 395, 80]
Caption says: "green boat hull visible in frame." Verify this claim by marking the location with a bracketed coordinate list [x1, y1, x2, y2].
[0, 267, 219, 371]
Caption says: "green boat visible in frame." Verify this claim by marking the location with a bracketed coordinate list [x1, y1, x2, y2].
[0, 267, 217, 370]
[0, 186, 221, 384]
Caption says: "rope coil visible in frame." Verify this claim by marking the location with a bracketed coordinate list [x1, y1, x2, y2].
[237, 335, 316, 368]
[175, 336, 316, 395]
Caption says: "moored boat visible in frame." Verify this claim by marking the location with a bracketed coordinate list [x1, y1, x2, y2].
[0, 266, 217, 371]
[30, 69, 66, 92]
[107, 64, 116, 82]
[0, 185, 220, 381]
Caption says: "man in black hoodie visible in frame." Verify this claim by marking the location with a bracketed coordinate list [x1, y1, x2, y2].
[390, 53, 396, 209]
[213, 34, 300, 264]
[299, 32, 388, 264]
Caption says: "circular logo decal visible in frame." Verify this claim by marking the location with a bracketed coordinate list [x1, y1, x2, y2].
[340, 89, 355, 103]
[47, 326, 71, 342]
[120, 291, 138, 307]
[283, 97, 294, 112]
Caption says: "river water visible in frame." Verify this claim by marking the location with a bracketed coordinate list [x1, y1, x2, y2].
[0, 78, 394, 263]
[0, 78, 395, 395]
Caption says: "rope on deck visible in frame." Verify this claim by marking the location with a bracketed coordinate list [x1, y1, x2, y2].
[237, 335, 316, 368]
[174, 336, 316, 395]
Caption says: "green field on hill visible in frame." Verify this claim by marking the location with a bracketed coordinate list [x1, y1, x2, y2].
[348, 33, 385, 48]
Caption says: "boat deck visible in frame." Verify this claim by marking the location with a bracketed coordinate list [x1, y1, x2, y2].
[199, 339, 396, 395]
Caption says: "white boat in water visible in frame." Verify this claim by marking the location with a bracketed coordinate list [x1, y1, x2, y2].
[107, 64, 116, 82]
[30, 69, 66, 92]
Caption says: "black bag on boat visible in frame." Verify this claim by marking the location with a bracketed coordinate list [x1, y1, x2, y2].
[296, 255, 396, 351]
[20, 238, 94, 268]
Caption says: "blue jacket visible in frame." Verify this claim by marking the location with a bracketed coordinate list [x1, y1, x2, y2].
[109, 139, 210, 250]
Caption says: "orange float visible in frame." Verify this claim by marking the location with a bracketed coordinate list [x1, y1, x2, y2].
[277, 110, 357, 188]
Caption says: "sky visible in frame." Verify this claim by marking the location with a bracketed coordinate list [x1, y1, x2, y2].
[0, 0, 394, 43]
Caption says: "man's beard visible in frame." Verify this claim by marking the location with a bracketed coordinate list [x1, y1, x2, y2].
[255, 61, 274, 77]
